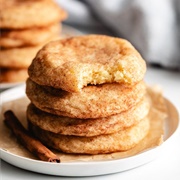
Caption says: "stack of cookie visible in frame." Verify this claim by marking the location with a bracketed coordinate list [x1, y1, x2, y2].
[0, 0, 67, 83]
[26, 35, 150, 154]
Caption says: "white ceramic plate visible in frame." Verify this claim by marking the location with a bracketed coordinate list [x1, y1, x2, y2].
[0, 82, 24, 90]
[0, 25, 82, 91]
[0, 85, 179, 177]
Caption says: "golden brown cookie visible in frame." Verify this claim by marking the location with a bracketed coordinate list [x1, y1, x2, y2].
[0, 0, 67, 29]
[26, 78, 146, 119]
[0, 23, 61, 48]
[27, 96, 150, 136]
[28, 117, 150, 154]
[0, 68, 28, 83]
[0, 45, 44, 68]
[28, 35, 146, 92]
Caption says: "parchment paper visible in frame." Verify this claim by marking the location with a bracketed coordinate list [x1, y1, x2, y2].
[0, 86, 167, 162]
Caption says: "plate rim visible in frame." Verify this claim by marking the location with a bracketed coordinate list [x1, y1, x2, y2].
[0, 145, 164, 176]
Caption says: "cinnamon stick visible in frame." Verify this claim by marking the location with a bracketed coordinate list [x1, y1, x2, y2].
[4, 110, 60, 163]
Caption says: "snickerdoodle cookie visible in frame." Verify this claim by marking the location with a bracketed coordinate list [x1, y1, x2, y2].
[26, 78, 146, 119]
[0, 45, 44, 68]
[0, 23, 61, 48]
[28, 35, 146, 92]
[0, 68, 28, 83]
[0, 0, 67, 29]
[28, 117, 150, 154]
[27, 96, 150, 136]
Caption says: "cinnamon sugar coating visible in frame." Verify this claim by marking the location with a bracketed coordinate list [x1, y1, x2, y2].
[28, 35, 146, 92]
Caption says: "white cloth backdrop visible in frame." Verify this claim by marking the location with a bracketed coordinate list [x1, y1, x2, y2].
[57, 0, 180, 70]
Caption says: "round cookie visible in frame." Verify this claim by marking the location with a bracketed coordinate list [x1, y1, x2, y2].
[28, 35, 146, 92]
[0, 68, 28, 83]
[0, 23, 61, 48]
[26, 78, 146, 119]
[28, 117, 150, 154]
[27, 97, 150, 136]
[0, 0, 67, 29]
[0, 45, 43, 68]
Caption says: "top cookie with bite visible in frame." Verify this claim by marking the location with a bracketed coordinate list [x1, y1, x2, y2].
[28, 35, 146, 92]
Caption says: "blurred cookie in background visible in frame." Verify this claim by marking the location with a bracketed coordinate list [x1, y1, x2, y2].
[0, 0, 67, 85]
[0, 0, 67, 29]
[0, 68, 28, 83]
[0, 45, 43, 69]
[0, 23, 61, 48]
